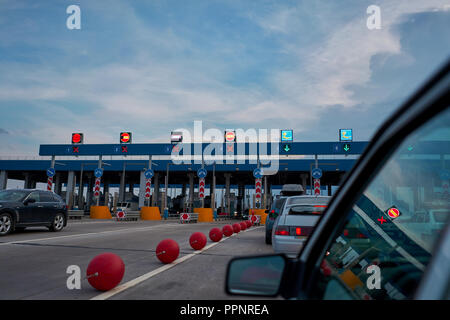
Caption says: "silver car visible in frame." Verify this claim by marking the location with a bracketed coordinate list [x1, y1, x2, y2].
[272, 196, 331, 258]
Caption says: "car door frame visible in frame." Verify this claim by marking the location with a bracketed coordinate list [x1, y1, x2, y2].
[286, 59, 450, 299]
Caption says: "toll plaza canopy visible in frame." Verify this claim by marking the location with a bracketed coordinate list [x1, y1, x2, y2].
[38, 142, 369, 156]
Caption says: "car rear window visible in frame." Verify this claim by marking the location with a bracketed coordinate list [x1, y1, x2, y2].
[288, 205, 327, 215]
[287, 197, 330, 206]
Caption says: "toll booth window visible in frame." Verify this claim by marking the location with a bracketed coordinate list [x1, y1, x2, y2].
[313, 107, 450, 300]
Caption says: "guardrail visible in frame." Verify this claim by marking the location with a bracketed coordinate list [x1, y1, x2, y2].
[68, 210, 84, 220]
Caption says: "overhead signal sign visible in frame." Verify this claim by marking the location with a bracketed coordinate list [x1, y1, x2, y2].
[343, 143, 351, 153]
[71, 133, 83, 144]
[171, 131, 183, 144]
[120, 132, 132, 144]
[281, 130, 293, 142]
[224, 130, 236, 143]
[281, 144, 291, 153]
[339, 129, 353, 142]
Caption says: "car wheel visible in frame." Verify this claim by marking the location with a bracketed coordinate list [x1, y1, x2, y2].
[0, 213, 14, 236]
[265, 230, 272, 245]
[49, 214, 65, 232]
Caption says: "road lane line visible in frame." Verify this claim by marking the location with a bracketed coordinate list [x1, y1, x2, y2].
[91, 226, 264, 300]
[0, 224, 180, 246]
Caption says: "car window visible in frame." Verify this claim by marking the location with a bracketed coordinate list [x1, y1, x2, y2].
[39, 192, 54, 202]
[27, 192, 40, 202]
[313, 107, 450, 300]
[0, 190, 29, 202]
[52, 194, 63, 203]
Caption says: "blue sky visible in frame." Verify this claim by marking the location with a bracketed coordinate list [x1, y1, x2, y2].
[0, 0, 449, 155]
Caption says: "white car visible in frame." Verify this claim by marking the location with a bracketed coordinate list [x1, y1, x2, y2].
[272, 196, 331, 258]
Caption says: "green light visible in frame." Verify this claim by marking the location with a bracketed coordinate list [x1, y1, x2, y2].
[282, 144, 291, 153]
[407, 146, 414, 151]
[343, 143, 351, 152]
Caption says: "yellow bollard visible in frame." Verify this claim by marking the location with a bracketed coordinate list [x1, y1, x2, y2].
[90, 206, 112, 219]
[194, 208, 214, 222]
[140, 207, 161, 220]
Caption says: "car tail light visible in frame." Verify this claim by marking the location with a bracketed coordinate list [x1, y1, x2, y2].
[356, 232, 368, 239]
[271, 210, 275, 214]
[295, 227, 301, 236]
[291, 226, 314, 236]
[275, 226, 290, 236]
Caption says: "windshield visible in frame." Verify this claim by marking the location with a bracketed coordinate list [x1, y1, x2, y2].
[0, 190, 29, 202]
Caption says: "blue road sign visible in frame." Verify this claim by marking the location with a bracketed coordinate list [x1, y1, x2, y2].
[144, 169, 154, 179]
[312, 168, 322, 179]
[46, 168, 55, 178]
[197, 168, 207, 178]
[339, 129, 353, 141]
[253, 168, 263, 179]
[281, 130, 293, 142]
[94, 168, 104, 178]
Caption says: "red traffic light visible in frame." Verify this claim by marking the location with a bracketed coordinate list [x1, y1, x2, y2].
[71, 133, 83, 144]
[120, 132, 132, 144]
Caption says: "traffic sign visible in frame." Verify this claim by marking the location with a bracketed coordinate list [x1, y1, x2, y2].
[144, 169, 154, 179]
[94, 168, 103, 178]
[281, 144, 291, 153]
[224, 130, 236, 142]
[343, 143, 351, 153]
[281, 130, 293, 142]
[120, 132, 132, 144]
[314, 179, 321, 195]
[197, 168, 207, 178]
[311, 168, 322, 179]
[71, 133, 83, 144]
[253, 168, 263, 179]
[46, 167, 56, 178]
[386, 207, 401, 219]
[339, 129, 353, 141]
[199, 177, 205, 198]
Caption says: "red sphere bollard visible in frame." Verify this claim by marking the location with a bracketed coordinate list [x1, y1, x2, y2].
[156, 239, 180, 264]
[222, 225, 233, 237]
[86, 253, 125, 291]
[245, 220, 252, 228]
[209, 227, 223, 242]
[189, 232, 207, 250]
[232, 223, 241, 233]
[239, 221, 247, 231]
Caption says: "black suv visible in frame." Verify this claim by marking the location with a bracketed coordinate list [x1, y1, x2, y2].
[0, 189, 68, 236]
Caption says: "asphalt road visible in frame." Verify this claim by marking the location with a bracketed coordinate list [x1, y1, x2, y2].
[0, 218, 275, 300]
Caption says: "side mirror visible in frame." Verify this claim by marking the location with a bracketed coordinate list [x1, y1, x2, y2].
[226, 254, 287, 296]
[24, 198, 36, 205]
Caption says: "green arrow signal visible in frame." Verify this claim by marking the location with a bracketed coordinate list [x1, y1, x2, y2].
[407, 146, 413, 151]
[283, 144, 291, 152]
[343, 144, 351, 152]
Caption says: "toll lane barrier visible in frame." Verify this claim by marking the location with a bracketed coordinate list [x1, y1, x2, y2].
[193, 208, 214, 222]
[90, 206, 112, 219]
[140, 207, 161, 220]
[249, 209, 268, 225]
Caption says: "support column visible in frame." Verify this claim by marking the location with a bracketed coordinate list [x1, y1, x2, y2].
[225, 173, 231, 215]
[78, 166, 84, 209]
[263, 176, 268, 209]
[188, 173, 194, 212]
[24, 173, 31, 189]
[86, 174, 93, 209]
[66, 171, 75, 210]
[119, 163, 126, 202]
[139, 170, 146, 209]
[103, 180, 110, 207]
[54, 173, 62, 195]
[0, 171, 7, 190]
[152, 172, 160, 207]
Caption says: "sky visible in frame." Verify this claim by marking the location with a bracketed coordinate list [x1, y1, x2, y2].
[0, 0, 449, 156]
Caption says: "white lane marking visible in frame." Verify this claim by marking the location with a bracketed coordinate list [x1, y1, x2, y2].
[91, 226, 264, 300]
[0, 224, 180, 247]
